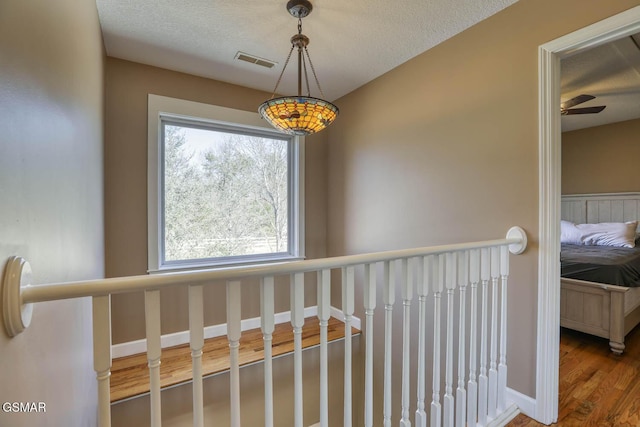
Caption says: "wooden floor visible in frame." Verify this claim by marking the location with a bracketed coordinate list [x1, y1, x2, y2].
[508, 326, 640, 426]
[111, 316, 358, 403]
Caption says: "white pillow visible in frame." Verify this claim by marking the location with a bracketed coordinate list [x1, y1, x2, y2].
[563, 221, 638, 248]
[560, 220, 583, 245]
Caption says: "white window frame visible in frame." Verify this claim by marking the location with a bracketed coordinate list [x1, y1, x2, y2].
[147, 94, 305, 272]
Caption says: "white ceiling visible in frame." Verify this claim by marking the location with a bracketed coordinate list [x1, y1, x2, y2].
[561, 34, 640, 132]
[96, 0, 519, 101]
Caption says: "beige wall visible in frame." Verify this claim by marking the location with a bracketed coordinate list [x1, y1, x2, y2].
[326, 0, 640, 406]
[562, 118, 640, 194]
[0, 0, 105, 426]
[104, 58, 327, 343]
[103, 59, 331, 427]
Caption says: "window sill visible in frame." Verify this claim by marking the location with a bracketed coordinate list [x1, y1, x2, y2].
[147, 256, 306, 275]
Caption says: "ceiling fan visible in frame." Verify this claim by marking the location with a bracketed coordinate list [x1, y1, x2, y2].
[561, 94, 606, 115]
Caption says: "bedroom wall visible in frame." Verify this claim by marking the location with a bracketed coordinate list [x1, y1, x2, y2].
[0, 0, 105, 426]
[562, 117, 640, 194]
[104, 57, 328, 344]
[326, 0, 640, 410]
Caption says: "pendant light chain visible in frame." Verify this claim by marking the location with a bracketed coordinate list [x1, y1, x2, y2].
[302, 49, 311, 97]
[304, 46, 326, 99]
[269, 44, 295, 99]
[298, 17, 312, 97]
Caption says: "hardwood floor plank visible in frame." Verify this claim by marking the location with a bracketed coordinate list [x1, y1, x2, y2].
[509, 327, 640, 426]
[110, 316, 359, 403]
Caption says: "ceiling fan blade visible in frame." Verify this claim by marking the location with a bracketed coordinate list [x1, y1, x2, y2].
[563, 105, 606, 115]
[561, 94, 596, 109]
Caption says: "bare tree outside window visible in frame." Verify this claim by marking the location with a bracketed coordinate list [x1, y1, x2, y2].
[163, 123, 289, 264]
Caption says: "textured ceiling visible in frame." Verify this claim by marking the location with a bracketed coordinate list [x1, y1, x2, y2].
[96, 0, 519, 101]
[96, 1, 640, 132]
[561, 34, 640, 132]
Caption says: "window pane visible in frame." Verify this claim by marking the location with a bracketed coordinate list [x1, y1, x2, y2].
[162, 122, 289, 263]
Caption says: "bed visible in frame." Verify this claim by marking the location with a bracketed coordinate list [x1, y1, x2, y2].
[560, 193, 640, 354]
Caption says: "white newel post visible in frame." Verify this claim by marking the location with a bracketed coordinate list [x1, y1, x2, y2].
[317, 269, 331, 427]
[93, 295, 112, 427]
[383, 260, 395, 427]
[188, 285, 205, 427]
[363, 263, 376, 427]
[415, 257, 429, 427]
[444, 253, 457, 427]
[261, 276, 275, 427]
[291, 272, 305, 427]
[227, 280, 242, 427]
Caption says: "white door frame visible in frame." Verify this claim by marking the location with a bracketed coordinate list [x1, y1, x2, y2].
[537, 6, 640, 424]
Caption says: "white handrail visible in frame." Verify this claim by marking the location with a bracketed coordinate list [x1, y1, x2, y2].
[4, 229, 526, 314]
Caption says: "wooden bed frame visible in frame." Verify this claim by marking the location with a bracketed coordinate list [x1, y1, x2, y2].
[560, 192, 640, 354]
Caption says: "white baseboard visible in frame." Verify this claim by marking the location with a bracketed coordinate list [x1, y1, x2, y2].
[506, 387, 536, 419]
[112, 305, 361, 359]
[330, 306, 362, 330]
[487, 403, 520, 427]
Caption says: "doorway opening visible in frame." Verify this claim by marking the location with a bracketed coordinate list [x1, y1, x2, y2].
[537, 6, 640, 424]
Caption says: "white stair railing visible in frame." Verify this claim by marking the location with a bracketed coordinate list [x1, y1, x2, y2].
[1, 227, 527, 427]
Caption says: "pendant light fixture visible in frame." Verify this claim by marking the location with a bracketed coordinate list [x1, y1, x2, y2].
[258, 0, 339, 136]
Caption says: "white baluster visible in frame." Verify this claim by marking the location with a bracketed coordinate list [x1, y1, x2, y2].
[467, 249, 480, 427]
[415, 257, 430, 427]
[261, 276, 275, 427]
[498, 246, 509, 411]
[363, 263, 376, 427]
[488, 247, 500, 419]
[456, 251, 469, 427]
[383, 260, 395, 427]
[400, 258, 413, 427]
[227, 280, 242, 427]
[431, 255, 444, 427]
[145, 289, 162, 427]
[317, 270, 331, 427]
[478, 248, 490, 426]
[93, 295, 112, 427]
[444, 253, 457, 427]
[342, 266, 355, 427]
[188, 285, 204, 427]
[291, 272, 305, 427]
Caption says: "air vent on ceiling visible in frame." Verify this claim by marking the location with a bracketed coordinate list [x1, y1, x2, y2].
[235, 52, 277, 69]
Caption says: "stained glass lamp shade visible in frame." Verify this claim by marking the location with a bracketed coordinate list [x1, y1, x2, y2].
[259, 96, 338, 136]
[258, 0, 339, 136]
